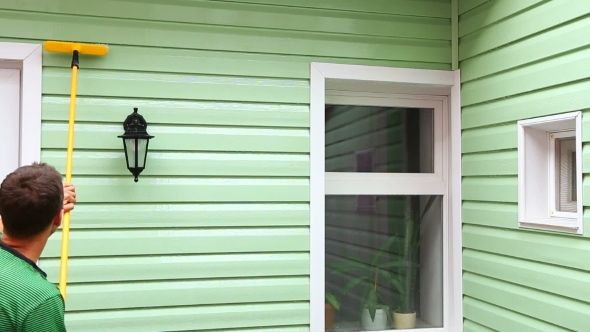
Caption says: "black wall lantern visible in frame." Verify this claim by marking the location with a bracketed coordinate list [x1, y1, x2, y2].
[118, 107, 154, 182]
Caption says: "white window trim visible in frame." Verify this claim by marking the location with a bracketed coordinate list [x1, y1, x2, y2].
[0, 42, 42, 165]
[353, 148, 377, 213]
[517, 111, 583, 235]
[310, 63, 463, 332]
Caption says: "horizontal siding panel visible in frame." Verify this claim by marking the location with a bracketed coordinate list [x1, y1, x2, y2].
[42, 151, 310, 177]
[42, 96, 310, 128]
[64, 277, 309, 311]
[464, 272, 590, 332]
[41, 253, 309, 283]
[583, 144, 590, 173]
[459, 0, 544, 37]
[206, 0, 452, 18]
[463, 296, 570, 332]
[43, 68, 309, 104]
[461, 47, 590, 106]
[462, 124, 515, 153]
[462, 150, 516, 176]
[65, 303, 308, 332]
[2, 11, 450, 64]
[65, 177, 309, 203]
[464, 249, 590, 303]
[43, 44, 311, 79]
[462, 177, 517, 203]
[7, 38, 448, 73]
[458, 0, 488, 15]
[463, 224, 590, 271]
[45, 203, 309, 229]
[2, 0, 450, 40]
[462, 83, 590, 130]
[45, 228, 309, 257]
[463, 320, 496, 332]
[460, 15, 590, 82]
[42, 123, 309, 153]
[459, 0, 589, 60]
[462, 202, 517, 229]
[581, 175, 590, 206]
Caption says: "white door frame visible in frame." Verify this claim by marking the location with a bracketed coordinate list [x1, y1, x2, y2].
[0, 42, 43, 166]
[309, 63, 462, 331]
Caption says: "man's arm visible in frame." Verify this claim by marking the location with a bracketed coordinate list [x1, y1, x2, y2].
[20, 295, 67, 332]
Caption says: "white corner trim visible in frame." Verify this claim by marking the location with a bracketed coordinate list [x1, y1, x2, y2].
[309, 63, 326, 331]
[309, 62, 463, 332]
[0, 42, 42, 166]
[449, 69, 463, 331]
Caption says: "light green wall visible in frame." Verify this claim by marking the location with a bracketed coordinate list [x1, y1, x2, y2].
[0, 0, 451, 331]
[459, 0, 590, 331]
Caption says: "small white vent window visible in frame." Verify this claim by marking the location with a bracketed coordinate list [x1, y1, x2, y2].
[518, 112, 583, 235]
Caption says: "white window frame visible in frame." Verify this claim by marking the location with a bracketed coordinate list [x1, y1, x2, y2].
[517, 111, 583, 235]
[0, 42, 42, 166]
[354, 148, 377, 213]
[310, 63, 463, 332]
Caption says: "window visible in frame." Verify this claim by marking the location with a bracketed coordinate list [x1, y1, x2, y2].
[323, 96, 448, 331]
[310, 63, 462, 332]
[517, 111, 583, 234]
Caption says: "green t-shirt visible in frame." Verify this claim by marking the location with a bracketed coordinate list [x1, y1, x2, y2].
[0, 238, 66, 332]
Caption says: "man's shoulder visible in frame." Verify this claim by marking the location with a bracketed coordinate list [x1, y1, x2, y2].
[0, 248, 59, 290]
[0, 250, 63, 328]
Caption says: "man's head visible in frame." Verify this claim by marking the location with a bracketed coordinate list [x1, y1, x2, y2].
[0, 162, 64, 239]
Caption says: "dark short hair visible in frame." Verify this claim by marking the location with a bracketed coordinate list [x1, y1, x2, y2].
[0, 162, 63, 239]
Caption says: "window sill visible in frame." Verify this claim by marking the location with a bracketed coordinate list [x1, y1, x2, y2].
[519, 218, 581, 234]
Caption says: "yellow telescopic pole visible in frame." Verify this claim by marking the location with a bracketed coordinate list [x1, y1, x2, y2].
[43, 41, 108, 301]
[58, 60, 79, 300]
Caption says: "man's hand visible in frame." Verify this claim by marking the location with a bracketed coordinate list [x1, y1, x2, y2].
[63, 183, 76, 213]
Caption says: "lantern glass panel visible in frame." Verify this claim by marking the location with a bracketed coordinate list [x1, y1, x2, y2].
[125, 138, 148, 168]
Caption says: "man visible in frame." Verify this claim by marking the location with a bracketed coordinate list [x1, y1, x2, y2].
[0, 163, 77, 332]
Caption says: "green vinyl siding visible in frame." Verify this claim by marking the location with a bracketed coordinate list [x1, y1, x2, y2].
[0, 0, 452, 331]
[459, 0, 590, 331]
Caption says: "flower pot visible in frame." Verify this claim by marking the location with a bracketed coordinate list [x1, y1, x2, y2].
[393, 312, 416, 329]
[361, 306, 389, 331]
[325, 303, 336, 331]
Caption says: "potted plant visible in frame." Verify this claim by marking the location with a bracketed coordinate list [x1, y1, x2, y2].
[328, 237, 415, 330]
[390, 195, 437, 329]
[325, 292, 340, 331]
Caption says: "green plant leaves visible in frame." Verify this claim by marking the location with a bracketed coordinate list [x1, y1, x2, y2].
[325, 292, 340, 310]
[342, 276, 369, 294]
[367, 289, 377, 322]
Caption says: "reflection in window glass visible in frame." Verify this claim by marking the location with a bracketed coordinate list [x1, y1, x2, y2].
[325, 106, 434, 173]
[325, 195, 443, 331]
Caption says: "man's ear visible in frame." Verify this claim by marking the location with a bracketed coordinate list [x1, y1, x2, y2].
[52, 209, 64, 228]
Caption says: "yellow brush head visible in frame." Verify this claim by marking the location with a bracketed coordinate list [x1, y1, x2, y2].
[44, 41, 108, 56]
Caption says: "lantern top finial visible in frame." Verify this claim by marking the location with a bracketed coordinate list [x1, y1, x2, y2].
[122, 107, 149, 135]
[118, 107, 154, 139]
